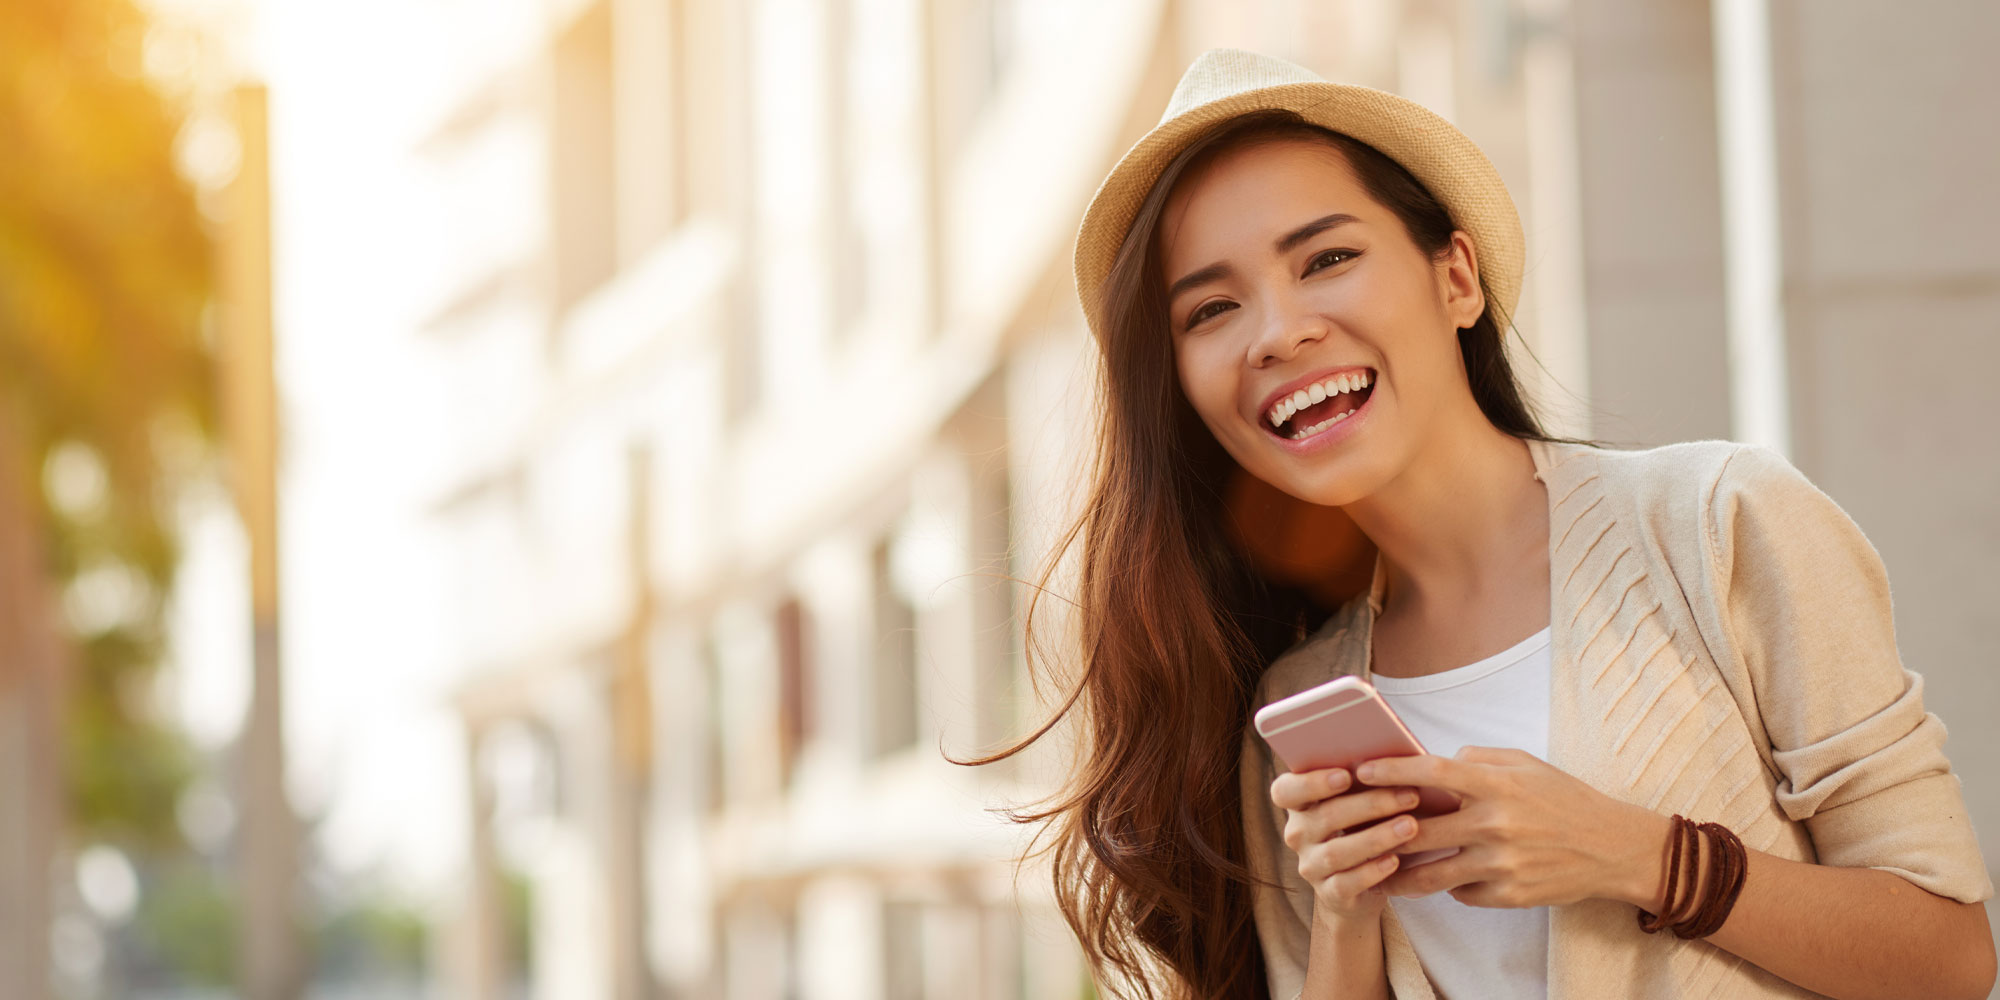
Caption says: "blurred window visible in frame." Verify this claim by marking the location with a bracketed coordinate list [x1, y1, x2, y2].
[552, 0, 617, 312]
[481, 719, 563, 865]
[702, 636, 726, 814]
[775, 596, 814, 786]
[873, 536, 920, 756]
[934, 0, 1022, 155]
[718, 0, 763, 421]
[826, 0, 868, 337]
[972, 459, 1021, 754]
[882, 900, 924, 1000]
[782, 902, 805, 1000]
[1000, 905, 1031, 1000]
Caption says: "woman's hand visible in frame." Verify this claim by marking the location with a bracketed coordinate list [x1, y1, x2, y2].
[1363, 746, 1668, 909]
[1270, 766, 1428, 921]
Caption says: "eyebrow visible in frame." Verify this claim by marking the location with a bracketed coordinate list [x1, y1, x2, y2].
[1165, 213, 1363, 303]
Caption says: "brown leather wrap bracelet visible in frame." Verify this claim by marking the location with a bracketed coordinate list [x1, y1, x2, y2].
[1637, 814, 1747, 939]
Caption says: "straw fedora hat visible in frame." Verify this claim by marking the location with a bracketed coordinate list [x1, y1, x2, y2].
[1071, 48, 1525, 343]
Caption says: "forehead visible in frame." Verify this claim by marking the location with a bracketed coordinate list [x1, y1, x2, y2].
[1158, 138, 1372, 265]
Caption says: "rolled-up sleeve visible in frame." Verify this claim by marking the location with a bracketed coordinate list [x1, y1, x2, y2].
[1705, 445, 1991, 901]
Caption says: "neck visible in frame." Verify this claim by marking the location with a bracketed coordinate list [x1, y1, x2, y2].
[1341, 409, 1548, 613]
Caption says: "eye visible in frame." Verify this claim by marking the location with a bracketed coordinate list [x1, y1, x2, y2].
[1184, 299, 1235, 331]
[1305, 248, 1359, 276]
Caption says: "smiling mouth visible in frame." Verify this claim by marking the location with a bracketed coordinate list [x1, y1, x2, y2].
[1265, 370, 1375, 440]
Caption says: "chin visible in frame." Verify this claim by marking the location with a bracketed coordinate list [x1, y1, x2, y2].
[1242, 450, 1388, 509]
[1206, 406, 1405, 509]
[1279, 471, 1377, 508]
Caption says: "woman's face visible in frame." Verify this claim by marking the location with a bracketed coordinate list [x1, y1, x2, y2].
[1158, 137, 1484, 507]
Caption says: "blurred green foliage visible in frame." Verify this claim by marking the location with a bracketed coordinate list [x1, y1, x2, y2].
[1, 3, 447, 994]
[135, 860, 238, 987]
[66, 630, 198, 848]
[504, 866, 535, 979]
[0, 0, 214, 847]
[315, 895, 431, 981]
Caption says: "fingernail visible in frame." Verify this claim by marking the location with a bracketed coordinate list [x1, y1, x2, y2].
[1326, 770, 1349, 792]
[1399, 790, 1419, 808]
[1395, 817, 1417, 836]
[1357, 763, 1377, 782]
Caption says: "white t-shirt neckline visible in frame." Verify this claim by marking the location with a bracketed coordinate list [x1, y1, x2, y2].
[1369, 626, 1553, 695]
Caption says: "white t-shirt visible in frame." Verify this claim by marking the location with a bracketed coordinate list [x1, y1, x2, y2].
[1371, 626, 1552, 1000]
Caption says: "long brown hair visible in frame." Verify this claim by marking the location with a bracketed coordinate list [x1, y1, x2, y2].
[964, 111, 1561, 999]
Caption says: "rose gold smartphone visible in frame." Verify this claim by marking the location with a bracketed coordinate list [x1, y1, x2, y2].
[1255, 675, 1460, 865]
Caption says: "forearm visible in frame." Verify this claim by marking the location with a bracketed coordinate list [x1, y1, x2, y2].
[1612, 813, 1997, 1000]
[1299, 908, 1391, 1000]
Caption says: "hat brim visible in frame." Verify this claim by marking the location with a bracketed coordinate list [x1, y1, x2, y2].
[1072, 81, 1524, 342]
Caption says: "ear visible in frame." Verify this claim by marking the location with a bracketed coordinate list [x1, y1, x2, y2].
[1439, 231, 1485, 330]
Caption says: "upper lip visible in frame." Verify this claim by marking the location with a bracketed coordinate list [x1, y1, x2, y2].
[1255, 366, 1376, 425]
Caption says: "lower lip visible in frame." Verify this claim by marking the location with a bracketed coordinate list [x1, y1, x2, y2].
[1267, 388, 1374, 455]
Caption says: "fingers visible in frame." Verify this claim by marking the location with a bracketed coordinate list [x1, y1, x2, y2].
[1454, 745, 1533, 766]
[1298, 815, 1417, 880]
[1318, 786, 1421, 837]
[1271, 774, 1428, 919]
[1395, 804, 1483, 856]
[1377, 847, 1486, 900]
[1324, 850, 1402, 904]
[1355, 753, 1491, 797]
[1284, 786, 1421, 855]
[1270, 768, 1349, 811]
[1298, 815, 1421, 901]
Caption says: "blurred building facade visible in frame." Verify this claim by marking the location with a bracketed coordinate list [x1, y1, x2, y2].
[409, 0, 2000, 997]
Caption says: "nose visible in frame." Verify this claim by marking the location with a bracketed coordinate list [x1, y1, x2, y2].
[1246, 287, 1329, 368]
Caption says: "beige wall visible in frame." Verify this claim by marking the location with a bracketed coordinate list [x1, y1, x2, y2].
[1572, 0, 1733, 447]
[1765, 0, 2000, 940]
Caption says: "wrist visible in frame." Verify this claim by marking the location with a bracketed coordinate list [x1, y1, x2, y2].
[1607, 807, 1675, 910]
[1312, 897, 1386, 931]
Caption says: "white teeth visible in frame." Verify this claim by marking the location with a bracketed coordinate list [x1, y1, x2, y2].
[1264, 370, 1374, 427]
[1287, 409, 1355, 439]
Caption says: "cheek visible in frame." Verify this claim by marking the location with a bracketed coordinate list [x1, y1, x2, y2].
[1173, 338, 1239, 427]
[1336, 270, 1458, 382]
[1397, 313, 1466, 396]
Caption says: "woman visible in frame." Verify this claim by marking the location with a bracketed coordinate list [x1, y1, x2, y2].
[980, 49, 1995, 999]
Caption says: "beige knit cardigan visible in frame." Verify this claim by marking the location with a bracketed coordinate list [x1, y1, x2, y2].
[1239, 438, 1992, 999]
